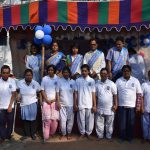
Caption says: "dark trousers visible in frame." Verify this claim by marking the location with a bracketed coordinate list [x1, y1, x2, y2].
[0, 109, 14, 140]
[23, 120, 36, 137]
[118, 107, 135, 141]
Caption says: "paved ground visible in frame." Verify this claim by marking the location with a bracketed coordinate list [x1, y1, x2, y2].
[0, 132, 150, 150]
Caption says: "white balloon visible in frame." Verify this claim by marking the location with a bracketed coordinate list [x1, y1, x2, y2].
[35, 30, 44, 39]
[144, 38, 150, 44]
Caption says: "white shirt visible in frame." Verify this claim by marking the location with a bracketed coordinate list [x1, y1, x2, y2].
[129, 54, 146, 83]
[83, 49, 106, 74]
[17, 79, 41, 106]
[75, 76, 95, 109]
[96, 79, 117, 115]
[0, 77, 16, 109]
[142, 81, 150, 113]
[116, 76, 142, 108]
[56, 78, 75, 107]
[41, 75, 58, 101]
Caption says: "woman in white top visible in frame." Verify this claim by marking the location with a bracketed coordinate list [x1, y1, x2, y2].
[17, 69, 41, 140]
[56, 67, 75, 140]
[66, 43, 83, 80]
[41, 65, 59, 142]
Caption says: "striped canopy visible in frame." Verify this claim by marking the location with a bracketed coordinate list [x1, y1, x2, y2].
[0, 0, 150, 32]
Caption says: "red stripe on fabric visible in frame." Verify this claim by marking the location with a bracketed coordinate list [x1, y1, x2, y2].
[88, 2, 98, 24]
[11, 5, 20, 25]
[131, 0, 142, 23]
[47, 0, 58, 22]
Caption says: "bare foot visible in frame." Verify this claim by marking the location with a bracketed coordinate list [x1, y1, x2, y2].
[67, 135, 72, 140]
[59, 135, 66, 140]
[79, 134, 85, 139]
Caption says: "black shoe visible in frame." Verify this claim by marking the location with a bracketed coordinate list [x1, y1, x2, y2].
[31, 135, 36, 140]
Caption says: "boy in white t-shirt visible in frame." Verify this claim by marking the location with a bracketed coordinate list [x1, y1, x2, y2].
[74, 64, 96, 139]
[141, 70, 150, 142]
[95, 68, 117, 140]
[0, 65, 16, 144]
[56, 67, 75, 140]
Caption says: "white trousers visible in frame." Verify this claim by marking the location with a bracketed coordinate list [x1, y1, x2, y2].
[95, 113, 114, 139]
[60, 106, 74, 135]
[77, 108, 94, 136]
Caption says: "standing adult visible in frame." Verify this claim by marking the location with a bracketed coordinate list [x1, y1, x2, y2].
[106, 36, 129, 82]
[128, 48, 146, 83]
[141, 70, 150, 142]
[17, 69, 41, 140]
[116, 65, 142, 142]
[74, 64, 96, 139]
[83, 39, 106, 79]
[66, 43, 83, 80]
[0, 65, 16, 144]
[41, 65, 59, 142]
[45, 41, 66, 76]
[25, 44, 42, 83]
[95, 68, 117, 140]
[56, 67, 75, 140]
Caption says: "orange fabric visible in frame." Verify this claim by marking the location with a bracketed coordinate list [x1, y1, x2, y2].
[68, 2, 78, 24]
[0, 8, 3, 27]
[108, 1, 119, 24]
[29, 2, 39, 24]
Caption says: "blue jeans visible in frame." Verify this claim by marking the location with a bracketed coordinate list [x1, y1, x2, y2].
[0, 109, 14, 140]
[142, 112, 150, 140]
[118, 107, 135, 141]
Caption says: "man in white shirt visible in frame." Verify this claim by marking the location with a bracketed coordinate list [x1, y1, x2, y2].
[56, 67, 75, 140]
[116, 65, 142, 142]
[141, 70, 150, 142]
[0, 65, 16, 144]
[74, 64, 96, 139]
[83, 39, 106, 79]
[95, 68, 117, 140]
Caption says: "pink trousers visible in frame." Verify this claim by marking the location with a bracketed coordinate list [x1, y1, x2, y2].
[43, 119, 58, 140]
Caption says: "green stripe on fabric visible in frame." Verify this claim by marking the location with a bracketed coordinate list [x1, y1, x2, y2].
[98, 2, 109, 24]
[20, 3, 29, 24]
[58, 1, 68, 23]
[142, 0, 150, 21]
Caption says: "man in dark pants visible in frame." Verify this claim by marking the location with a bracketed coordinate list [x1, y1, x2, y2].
[0, 65, 16, 144]
[116, 65, 142, 142]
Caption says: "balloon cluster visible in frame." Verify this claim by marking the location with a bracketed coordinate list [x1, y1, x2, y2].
[34, 25, 52, 45]
[140, 34, 150, 47]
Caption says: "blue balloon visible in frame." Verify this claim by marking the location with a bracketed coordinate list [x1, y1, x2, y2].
[43, 25, 52, 35]
[35, 26, 43, 32]
[140, 35, 145, 41]
[43, 35, 52, 45]
[140, 41, 145, 46]
[146, 34, 150, 39]
[34, 37, 42, 45]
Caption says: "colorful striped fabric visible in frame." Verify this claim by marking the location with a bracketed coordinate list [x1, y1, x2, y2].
[0, 0, 150, 31]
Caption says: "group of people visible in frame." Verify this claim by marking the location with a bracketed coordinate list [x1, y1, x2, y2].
[0, 37, 149, 144]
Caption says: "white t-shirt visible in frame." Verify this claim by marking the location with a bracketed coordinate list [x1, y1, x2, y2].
[41, 75, 58, 101]
[17, 79, 41, 106]
[96, 79, 117, 115]
[116, 76, 142, 108]
[56, 78, 75, 107]
[142, 81, 150, 113]
[0, 77, 16, 109]
[75, 76, 95, 109]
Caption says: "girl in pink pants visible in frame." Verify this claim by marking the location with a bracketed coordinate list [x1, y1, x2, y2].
[42, 102, 59, 140]
[41, 65, 60, 142]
